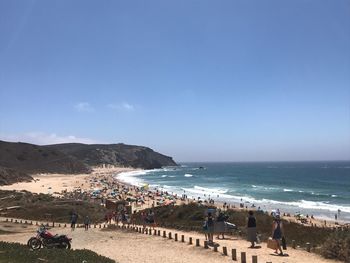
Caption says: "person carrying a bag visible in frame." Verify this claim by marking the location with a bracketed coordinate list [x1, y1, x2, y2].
[272, 215, 284, 256]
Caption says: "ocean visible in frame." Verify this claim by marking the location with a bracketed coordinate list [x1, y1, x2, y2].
[116, 161, 350, 222]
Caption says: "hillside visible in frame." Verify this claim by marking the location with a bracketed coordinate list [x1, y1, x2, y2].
[0, 140, 91, 185]
[0, 140, 177, 185]
[47, 143, 177, 169]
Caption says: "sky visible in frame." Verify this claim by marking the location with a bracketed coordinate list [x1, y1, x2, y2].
[0, 0, 349, 162]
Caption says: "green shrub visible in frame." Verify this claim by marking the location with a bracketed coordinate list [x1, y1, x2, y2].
[321, 230, 350, 262]
[0, 241, 115, 263]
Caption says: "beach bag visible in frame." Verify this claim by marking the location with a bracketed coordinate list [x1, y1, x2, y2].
[267, 238, 277, 250]
[282, 236, 287, 250]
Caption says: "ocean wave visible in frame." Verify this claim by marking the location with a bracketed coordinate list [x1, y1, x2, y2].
[283, 189, 293, 192]
[184, 174, 193, 177]
[161, 175, 168, 178]
[181, 186, 233, 198]
[116, 170, 148, 186]
[194, 186, 228, 194]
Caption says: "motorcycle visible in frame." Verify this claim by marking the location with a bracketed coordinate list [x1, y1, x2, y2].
[27, 225, 72, 250]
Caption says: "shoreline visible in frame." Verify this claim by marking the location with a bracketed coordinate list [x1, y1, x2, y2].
[0, 167, 348, 228]
[114, 168, 350, 227]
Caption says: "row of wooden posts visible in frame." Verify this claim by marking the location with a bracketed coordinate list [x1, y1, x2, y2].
[4, 218, 314, 261]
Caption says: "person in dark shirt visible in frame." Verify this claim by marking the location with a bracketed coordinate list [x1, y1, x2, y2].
[247, 211, 257, 248]
[207, 212, 214, 245]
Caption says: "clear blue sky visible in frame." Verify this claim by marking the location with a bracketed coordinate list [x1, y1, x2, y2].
[0, 0, 349, 162]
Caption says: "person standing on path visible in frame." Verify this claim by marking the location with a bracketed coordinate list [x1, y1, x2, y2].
[70, 212, 78, 231]
[84, 215, 90, 231]
[272, 215, 284, 256]
[247, 211, 257, 248]
[207, 212, 214, 245]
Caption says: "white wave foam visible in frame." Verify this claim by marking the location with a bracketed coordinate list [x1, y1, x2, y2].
[116, 169, 156, 187]
[194, 186, 228, 194]
[161, 175, 168, 178]
[184, 174, 193, 177]
[283, 189, 293, 192]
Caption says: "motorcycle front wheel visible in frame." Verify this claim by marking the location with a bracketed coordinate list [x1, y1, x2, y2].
[29, 238, 42, 250]
[27, 237, 36, 248]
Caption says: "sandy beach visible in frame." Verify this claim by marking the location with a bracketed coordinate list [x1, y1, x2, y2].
[0, 167, 136, 196]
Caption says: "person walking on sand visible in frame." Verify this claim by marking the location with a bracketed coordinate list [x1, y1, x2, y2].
[272, 215, 284, 256]
[84, 215, 90, 231]
[247, 211, 257, 248]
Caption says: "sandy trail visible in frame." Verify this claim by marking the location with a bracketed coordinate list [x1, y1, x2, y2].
[0, 221, 340, 263]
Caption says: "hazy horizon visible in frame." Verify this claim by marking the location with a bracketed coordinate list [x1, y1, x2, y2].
[1, 1, 349, 162]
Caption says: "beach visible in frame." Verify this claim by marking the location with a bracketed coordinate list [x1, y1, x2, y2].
[0, 167, 136, 196]
[0, 166, 347, 263]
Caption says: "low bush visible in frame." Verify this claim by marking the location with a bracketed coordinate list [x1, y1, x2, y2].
[321, 230, 350, 262]
[0, 241, 115, 263]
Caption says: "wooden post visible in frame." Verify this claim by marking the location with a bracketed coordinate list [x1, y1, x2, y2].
[145, 228, 148, 234]
[292, 240, 296, 249]
[241, 252, 246, 263]
[25, 221, 27, 224]
[99, 224, 101, 228]
[52, 222, 54, 227]
[20, 220, 22, 224]
[306, 242, 311, 252]
[168, 232, 172, 239]
[196, 239, 200, 246]
[204, 241, 209, 249]
[149, 229, 152, 235]
[214, 245, 218, 252]
[158, 230, 161, 236]
[223, 246, 227, 256]
[232, 249, 237, 261]
[5, 218, 8, 222]
[58, 224, 61, 227]
[181, 235, 185, 242]
[10, 219, 13, 222]
[175, 233, 178, 241]
[154, 229, 157, 235]
[189, 237, 193, 245]
[163, 231, 166, 238]
[252, 255, 257, 263]
[64, 224, 66, 227]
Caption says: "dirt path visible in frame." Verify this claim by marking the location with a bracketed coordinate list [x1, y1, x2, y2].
[0, 220, 340, 263]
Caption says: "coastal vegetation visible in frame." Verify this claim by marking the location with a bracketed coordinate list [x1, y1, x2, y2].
[0, 190, 107, 223]
[0, 241, 115, 263]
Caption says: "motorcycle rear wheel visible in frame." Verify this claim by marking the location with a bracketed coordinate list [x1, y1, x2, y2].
[61, 241, 71, 249]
